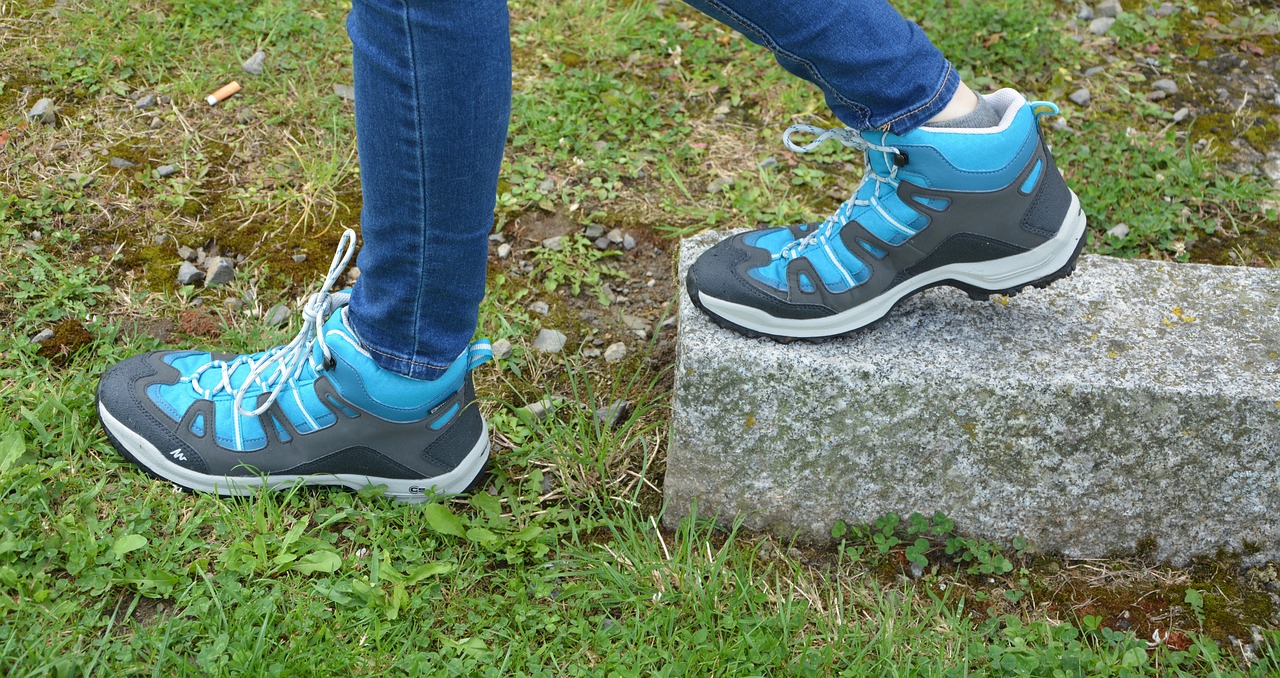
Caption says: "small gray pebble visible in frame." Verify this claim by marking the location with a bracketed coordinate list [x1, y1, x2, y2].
[542, 236, 564, 251]
[532, 329, 567, 353]
[622, 314, 647, 338]
[538, 177, 556, 193]
[1084, 66, 1105, 77]
[177, 261, 205, 286]
[1172, 107, 1190, 123]
[1068, 88, 1092, 106]
[150, 118, 163, 129]
[622, 234, 636, 251]
[491, 338, 512, 359]
[1155, 2, 1176, 16]
[603, 341, 627, 363]
[177, 245, 196, 261]
[606, 228, 624, 244]
[488, 232, 506, 242]
[1107, 223, 1131, 239]
[153, 234, 172, 246]
[134, 93, 157, 110]
[204, 257, 236, 287]
[581, 347, 601, 358]
[757, 156, 778, 170]
[528, 301, 550, 316]
[1152, 78, 1178, 94]
[1077, 5, 1094, 20]
[518, 398, 557, 421]
[1088, 16, 1115, 35]
[242, 50, 267, 75]
[584, 224, 605, 239]
[1095, 0, 1122, 18]
[592, 140, 608, 152]
[594, 237, 611, 251]
[264, 304, 291, 327]
[31, 328, 56, 344]
[66, 173, 94, 188]
[28, 98, 56, 124]
[1147, 90, 1167, 102]
[497, 243, 511, 258]
[333, 84, 355, 101]
[706, 176, 733, 194]
[109, 157, 136, 169]
[291, 253, 308, 263]
[156, 164, 177, 178]
[595, 400, 631, 429]
[224, 298, 245, 312]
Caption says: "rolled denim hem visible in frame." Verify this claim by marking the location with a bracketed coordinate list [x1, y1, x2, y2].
[876, 62, 961, 134]
[346, 311, 454, 382]
[682, 0, 959, 134]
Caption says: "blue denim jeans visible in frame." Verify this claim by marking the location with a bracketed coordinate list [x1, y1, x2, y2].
[345, 0, 955, 380]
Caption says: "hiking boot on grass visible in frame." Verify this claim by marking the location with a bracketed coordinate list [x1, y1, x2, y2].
[686, 89, 1088, 340]
[96, 230, 492, 502]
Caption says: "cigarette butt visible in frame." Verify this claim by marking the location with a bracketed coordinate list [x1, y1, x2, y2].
[206, 81, 241, 105]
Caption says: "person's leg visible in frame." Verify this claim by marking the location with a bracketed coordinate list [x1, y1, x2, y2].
[95, 0, 512, 501]
[681, 0, 959, 132]
[347, 0, 511, 381]
[684, 0, 1088, 338]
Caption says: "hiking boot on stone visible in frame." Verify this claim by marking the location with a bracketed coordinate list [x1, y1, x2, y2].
[96, 230, 491, 502]
[686, 88, 1088, 340]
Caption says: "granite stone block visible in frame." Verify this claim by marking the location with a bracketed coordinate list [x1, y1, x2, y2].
[666, 231, 1280, 564]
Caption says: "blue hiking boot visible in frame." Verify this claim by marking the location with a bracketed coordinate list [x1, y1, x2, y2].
[96, 230, 492, 502]
[686, 89, 1088, 339]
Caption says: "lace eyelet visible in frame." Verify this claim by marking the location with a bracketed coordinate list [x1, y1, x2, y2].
[894, 151, 909, 167]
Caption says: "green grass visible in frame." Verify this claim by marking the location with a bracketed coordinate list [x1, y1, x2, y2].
[2, 0, 1280, 674]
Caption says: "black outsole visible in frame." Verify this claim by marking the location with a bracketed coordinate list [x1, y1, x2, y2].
[687, 228, 1089, 344]
[96, 397, 492, 500]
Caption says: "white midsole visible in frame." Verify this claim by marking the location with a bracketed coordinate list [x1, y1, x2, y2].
[698, 192, 1087, 338]
[98, 403, 490, 502]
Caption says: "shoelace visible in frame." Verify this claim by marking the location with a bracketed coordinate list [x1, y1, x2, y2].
[187, 229, 358, 423]
[776, 125, 904, 267]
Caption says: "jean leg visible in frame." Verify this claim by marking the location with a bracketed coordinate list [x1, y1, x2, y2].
[681, 0, 957, 133]
[345, 0, 511, 380]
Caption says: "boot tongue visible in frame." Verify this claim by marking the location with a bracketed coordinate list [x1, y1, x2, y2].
[326, 290, 351, 316]
[860, 130, 898, 178]
[311, 304, 356, 366]
[855, 131, 900, 203]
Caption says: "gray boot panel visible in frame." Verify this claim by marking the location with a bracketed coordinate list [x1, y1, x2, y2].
[97, 352, 208, 474]
[101, 353, 484, 481]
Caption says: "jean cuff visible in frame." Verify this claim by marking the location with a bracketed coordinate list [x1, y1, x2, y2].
[875, 62, 961, 134]
[345, 311, 453, 382]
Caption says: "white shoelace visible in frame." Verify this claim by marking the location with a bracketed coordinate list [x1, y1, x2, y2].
[776, 125, 904, 268]
[187, 229, 358, 430]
